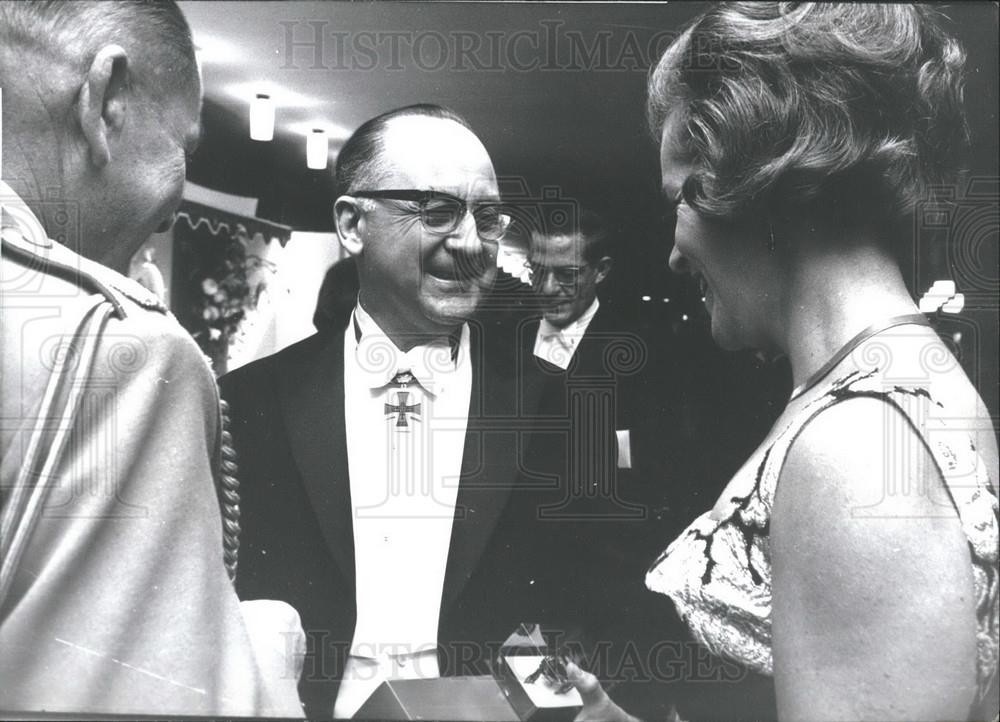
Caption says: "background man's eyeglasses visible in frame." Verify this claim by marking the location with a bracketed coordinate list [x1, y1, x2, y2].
[351, 189, 511, 241]
[526, 261, 589, 289]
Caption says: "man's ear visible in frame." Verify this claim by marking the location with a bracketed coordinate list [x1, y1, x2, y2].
[594, 256, 613, 285]
[77, 45, 129, 169]
[334, 195, 365, 256]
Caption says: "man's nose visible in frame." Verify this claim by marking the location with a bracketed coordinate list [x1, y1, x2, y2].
[539, 269, 562, 295]
[444, 210, 483, 256]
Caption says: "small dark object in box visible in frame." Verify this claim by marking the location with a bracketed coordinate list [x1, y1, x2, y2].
[493, 624, 583, 722]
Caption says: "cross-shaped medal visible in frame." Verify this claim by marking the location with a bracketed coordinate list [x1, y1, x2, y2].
[384, 371, 422, 429]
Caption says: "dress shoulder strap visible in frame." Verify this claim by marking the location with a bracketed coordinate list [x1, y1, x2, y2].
[757, 367, 999, 708]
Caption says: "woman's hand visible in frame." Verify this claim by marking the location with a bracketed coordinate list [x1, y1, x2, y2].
[566, 662, 642, 722]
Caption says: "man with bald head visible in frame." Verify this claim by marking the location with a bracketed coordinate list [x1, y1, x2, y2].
[1, 1, 301, 716]
[221, 104, 524, 718]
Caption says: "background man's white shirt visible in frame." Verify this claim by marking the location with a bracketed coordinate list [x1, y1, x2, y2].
[533, 297, 600, 370]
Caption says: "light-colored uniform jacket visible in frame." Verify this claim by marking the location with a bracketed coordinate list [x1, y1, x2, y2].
[0, 185, 303, 717]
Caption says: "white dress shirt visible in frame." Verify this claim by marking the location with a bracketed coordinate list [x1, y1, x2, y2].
[335, 303, 472, 718]
[533, 297, 600, 370]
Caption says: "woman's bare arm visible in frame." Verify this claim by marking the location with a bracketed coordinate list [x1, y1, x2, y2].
[772, 397, 978, 721]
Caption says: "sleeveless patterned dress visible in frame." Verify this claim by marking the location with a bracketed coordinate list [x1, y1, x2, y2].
[646, 367, 999, 714]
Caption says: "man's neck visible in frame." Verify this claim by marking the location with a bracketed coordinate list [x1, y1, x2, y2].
[355, 297, 461, 352]
[0, 174, 109, 267]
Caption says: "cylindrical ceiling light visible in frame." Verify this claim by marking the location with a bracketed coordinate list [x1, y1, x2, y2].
[249, 93, 274, 141]
[306, 128, 328, 170]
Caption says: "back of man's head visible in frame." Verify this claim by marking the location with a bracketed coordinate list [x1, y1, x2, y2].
[1, 0, 200, 271]
[334, 104, 474, 197]
[0, 0, 197, 100]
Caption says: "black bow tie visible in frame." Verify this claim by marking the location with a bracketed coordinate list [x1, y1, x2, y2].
[353, 316, 461, 363]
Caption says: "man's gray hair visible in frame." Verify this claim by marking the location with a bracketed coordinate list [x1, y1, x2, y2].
[0, 0, 197, 97]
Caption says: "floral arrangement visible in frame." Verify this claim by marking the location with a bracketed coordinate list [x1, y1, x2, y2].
[189, 224, 272, 369]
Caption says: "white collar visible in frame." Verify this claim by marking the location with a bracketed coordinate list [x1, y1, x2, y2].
[0, 181, 52, 250]
[534, 298, 600, 369]
[350, 302, 467, 395]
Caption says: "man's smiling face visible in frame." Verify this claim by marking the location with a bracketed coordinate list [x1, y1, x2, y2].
[530, 231, 608, 329]
[356, 115, 499, 336]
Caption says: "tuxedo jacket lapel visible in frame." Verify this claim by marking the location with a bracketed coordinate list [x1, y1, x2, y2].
[442, 323, 517, 613]
[275, 327, 356, 593]
[572, 305, 614, 377]
[270, 321, 515, 616]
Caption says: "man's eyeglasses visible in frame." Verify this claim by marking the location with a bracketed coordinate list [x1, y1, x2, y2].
[350, 189, 511, 242]
[526, 261, 589, 289]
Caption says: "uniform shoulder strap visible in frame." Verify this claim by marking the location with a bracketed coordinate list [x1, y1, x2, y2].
[2, 229, 169, 319]
[0, 294, 118, 613]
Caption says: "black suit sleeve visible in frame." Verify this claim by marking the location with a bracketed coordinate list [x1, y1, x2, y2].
[219, 358, 354, 718]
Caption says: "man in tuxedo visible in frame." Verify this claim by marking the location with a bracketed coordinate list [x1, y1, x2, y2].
[220, 104, 528, 718]
[527, 210, 614, 373]
[520, 210, 651, 507]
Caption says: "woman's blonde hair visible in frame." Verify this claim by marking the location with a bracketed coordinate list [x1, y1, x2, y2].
[648, 3, 969, 232]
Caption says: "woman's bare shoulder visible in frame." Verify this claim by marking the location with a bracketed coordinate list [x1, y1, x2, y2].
[770, 396, 978, 719]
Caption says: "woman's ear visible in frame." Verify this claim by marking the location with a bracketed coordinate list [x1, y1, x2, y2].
[334, 196, 365, 257]
[77, 44, 129, 169]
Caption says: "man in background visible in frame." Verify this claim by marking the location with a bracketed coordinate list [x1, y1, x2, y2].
[498, 209, 705, 718]
[221, 104, 532, 718]
[0, 1, 301, 715]
[519, 209, 665, 521]
[528, 210, 614, 372]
